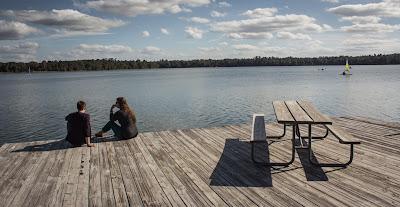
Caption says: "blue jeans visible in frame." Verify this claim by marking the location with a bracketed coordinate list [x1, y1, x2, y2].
[102, 121, 122, 138]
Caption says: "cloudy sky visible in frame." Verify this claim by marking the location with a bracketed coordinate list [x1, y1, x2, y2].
[0, 0, 399, 62]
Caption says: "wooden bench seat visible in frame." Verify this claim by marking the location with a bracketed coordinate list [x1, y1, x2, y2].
[326, 125, 361, 144]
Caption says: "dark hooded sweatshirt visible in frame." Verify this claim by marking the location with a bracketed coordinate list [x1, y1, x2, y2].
[65, 112, 91, 146]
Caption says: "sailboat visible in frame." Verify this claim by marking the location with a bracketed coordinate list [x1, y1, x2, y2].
[341, 59, 352, 75]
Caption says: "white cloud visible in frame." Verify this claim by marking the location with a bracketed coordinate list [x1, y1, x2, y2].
[218, 1, 231, 7]
[322, 24, 333, 31]
[231, 44, 286, 57]
[340, 16, 382, 24]
[78, 44, 133, 53]
[161, 28, 170, 35]
[181, 7, 193, 13]
[83, 0, 211, 17]
[189, 17, 210, 24]
[232, 44, 259, 51]
[142, 31, 150, 37]
[0, 20, 39, 40]
[276, 31, 312, 40]
[169, 5, 182, 14]
[242, 8, 278, 18]
[185, 26, 204, 39]
[341, 23, 400, 33]
[219, 41, 228, 46]
[327, 0, 400, 17]
[211, 13, 327, 36]
[322, 0, 339, 3]
[1, 9, 125, 36]
[210, 10, 226, 18]
[341, 34, 400, 54]
[52, 43, 134, 60]
[212, 8, 329, 41]
[198, 46, 221, 52]
[329, 1, 400, 33]
[0, 42, 39, 62]
[141, 46, 161, 55]
[228, 32, 273, 39]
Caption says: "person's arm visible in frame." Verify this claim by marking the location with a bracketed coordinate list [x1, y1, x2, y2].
[65, 113, 70, 121]
[84, 114, 94, 147]
[109, 105, 118, 121]
[85, 137, 94, 147]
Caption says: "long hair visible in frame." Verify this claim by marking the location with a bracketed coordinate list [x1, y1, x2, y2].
[116, 97, 136, 124]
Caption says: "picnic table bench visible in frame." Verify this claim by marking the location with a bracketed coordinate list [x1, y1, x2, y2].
[250, 100, 361, 167]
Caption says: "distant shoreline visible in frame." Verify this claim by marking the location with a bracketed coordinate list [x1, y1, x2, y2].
[1, 64, 400, 74]
[1, 53, 399, 73]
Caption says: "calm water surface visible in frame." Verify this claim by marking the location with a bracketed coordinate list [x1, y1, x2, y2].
[0, 65, 399, 145]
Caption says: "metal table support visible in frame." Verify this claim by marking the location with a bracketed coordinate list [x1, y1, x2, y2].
[307, 124, 355, 167]
[251, 124, 296, 166]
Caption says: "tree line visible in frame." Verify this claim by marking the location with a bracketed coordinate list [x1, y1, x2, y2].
[1, 53, 399, 73]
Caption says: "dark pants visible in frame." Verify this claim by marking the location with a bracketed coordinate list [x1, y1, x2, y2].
[102, 121, 122, 138]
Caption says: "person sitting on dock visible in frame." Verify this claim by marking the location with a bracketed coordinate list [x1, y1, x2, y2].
[95, 97, 138, 140]
[65, 100, 94, 147]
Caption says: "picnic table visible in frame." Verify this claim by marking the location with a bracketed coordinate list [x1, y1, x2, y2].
[250, 100, 360, 167]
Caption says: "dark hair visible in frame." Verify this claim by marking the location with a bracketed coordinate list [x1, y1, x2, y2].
[77, 100, 86, 111]
[116, 97, 136, 124]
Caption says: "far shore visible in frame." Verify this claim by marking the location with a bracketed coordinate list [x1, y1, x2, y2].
[1, 53, 399, 73]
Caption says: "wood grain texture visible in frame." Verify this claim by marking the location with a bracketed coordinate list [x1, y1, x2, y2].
[273, 101, 295, 123]
[285, 101, 313, 123]
[297, 100, 332, 124]
[0, 116, 398, 207]
[326, 125, 361, 144]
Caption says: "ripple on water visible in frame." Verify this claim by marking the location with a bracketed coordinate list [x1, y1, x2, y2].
[0, 65, 399, 145]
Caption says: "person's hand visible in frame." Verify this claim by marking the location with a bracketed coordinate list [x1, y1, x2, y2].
[87, 143, 95, 147]
[111, 104, 117, 109]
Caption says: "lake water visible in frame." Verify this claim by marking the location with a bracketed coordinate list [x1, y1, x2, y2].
[0, 65, 399, 145]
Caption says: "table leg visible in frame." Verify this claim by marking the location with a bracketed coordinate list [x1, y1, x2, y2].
[296, 124, 329, 139]
[251, 124, 296, 166]
[266, 124, 287, 139]
[308, 124, 355, 167]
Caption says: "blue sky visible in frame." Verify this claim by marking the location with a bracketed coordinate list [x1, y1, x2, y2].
[0, 0, 399, 62]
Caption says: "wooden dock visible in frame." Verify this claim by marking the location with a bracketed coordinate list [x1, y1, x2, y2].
[0, 116, 399, 206]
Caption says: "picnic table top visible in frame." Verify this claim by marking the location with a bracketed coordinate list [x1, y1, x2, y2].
[272, 100, 332, 124]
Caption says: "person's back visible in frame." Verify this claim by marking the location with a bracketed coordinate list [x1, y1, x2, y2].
[113, 110, 138, 139]
[65, 101, 94, 147]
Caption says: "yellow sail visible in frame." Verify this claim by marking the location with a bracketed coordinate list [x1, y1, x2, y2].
[345, 59, 351, 73]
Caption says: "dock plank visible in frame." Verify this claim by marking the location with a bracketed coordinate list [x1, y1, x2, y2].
[273, 101, 295, 123]
[285, 101, 313, 123]
[7, 141, 53, 207]
[98, 139, 116, 207]
[113, 140, 143, 207]
[126, 136, 172, 206]
[88, 139, 102, 207]
[297, 100, 332, 124]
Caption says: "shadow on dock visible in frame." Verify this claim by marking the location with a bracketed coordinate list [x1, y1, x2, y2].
[296, 150, 328, 181]
[209, 138, 329, 187]
[210, 138, 273, 187]
[11, 136, 122, 152]
[11, 139, 69, 152]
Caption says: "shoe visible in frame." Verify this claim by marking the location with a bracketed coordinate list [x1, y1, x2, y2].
[95, 131, 103, 137]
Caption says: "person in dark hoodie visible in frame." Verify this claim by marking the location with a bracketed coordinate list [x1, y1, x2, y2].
[95, 97, 138, 139]
[65, 100, 94, 147]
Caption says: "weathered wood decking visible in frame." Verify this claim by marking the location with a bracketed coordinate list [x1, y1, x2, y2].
[0, 116, 399, 206]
